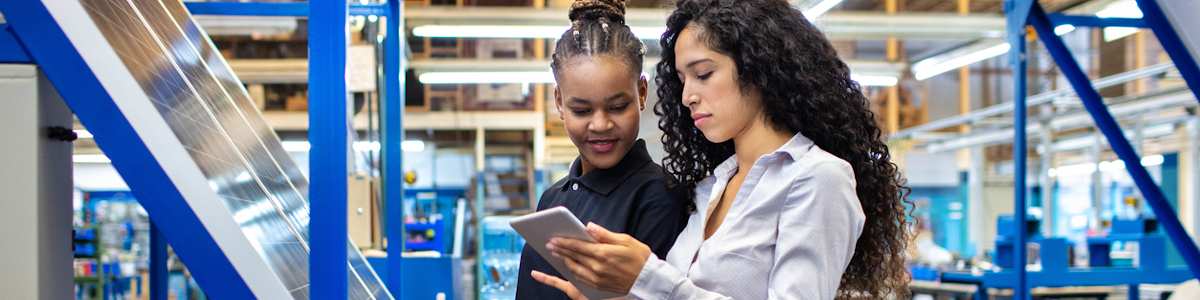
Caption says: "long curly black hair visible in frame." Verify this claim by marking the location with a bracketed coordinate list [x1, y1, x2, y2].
[654, 0, 912, 298]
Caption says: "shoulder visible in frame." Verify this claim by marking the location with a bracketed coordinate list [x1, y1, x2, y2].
[537, 177, 570, 209]
[632, 162, 688, 206]
[790, 146, 855, 188]
[782, 145, 864, 221]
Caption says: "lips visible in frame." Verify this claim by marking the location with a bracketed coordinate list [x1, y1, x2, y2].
[691, 112, 713, 127]
[587, 138, 618, 154]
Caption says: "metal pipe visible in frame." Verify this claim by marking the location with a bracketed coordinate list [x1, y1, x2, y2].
[924, 88, 1196, 152]
[893, 63, 1176, 140]
[1010, 6, 1030, 298]
[382, 0, 406, 296]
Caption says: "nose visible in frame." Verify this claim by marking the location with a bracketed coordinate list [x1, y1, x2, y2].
[682, 94, 700, 109]
[588, 111, 614, 133]
[681, 83, 700, 109]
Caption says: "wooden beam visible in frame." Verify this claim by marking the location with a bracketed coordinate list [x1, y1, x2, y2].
[885, 0, 900, 134]
[1134, 31, 1147, 94]
[958, 0, 971, 134]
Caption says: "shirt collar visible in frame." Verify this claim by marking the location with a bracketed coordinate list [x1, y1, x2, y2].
[712, 132, 815, 178]
[564, 139, 653, 196]
[775, 131, 815, 160]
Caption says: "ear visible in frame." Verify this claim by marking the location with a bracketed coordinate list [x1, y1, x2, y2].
[637, 75, 649, 111]
[553, 86, 565, 120]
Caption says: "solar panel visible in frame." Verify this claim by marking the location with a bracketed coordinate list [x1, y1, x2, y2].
[30, 0, 391, 298]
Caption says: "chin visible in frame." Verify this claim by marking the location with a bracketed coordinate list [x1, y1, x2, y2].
[700, 129, 733, 144]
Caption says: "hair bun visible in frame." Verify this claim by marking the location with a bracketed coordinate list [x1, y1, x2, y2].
[569, 0, 627, 24]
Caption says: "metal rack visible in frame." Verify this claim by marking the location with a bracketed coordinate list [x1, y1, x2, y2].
[1002, 0, 1200, 298]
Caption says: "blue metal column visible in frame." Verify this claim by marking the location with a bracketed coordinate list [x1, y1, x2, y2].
[1026, 3, 1200, 279]
[310, 0, 350, 298]
[1006, 1, 1032, 299]
[150, 223, 167, 300]
[1135, 0, 1200, 104]
[382, 0, 406, 296]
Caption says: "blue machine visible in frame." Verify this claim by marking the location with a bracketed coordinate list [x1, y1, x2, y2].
[368, 256, 463, 300]
[992, 216, 1042, 269]
[404, 189, 466, 254]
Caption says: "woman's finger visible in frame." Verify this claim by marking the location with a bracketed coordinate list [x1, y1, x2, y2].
[531, 271, 589, 300]
[585, 222, 631, 245]
[551, 241, 607, 271]
[550, 238, 607, 261]
[561, 255, 601, 287]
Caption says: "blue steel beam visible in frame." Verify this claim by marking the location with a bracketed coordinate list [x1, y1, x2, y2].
[382, 0, 407, 296]
[1135, 0, 1200, 106]
[150, 224, 168, 300]
[1007, 0, 1034, 35]
[309, 0, 350, 298]
[0, 25, 31, 63]
[183, 2, 388, 17]
[1006, 1, 1032, 299]
[1027, 3, 1200, 280]
[1047, 14, 1147, 28]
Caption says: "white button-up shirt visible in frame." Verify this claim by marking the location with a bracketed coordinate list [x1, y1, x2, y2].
[629, 132, 866, 300]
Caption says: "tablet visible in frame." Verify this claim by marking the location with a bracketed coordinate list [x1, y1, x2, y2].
[511, 206, 624, 299]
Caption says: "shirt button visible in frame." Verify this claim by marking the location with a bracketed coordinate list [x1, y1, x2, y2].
[572, 183, 579, 191]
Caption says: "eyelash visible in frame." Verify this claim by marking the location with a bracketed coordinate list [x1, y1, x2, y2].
[570, 104, 628, 116]
[697, 72, 712, 80]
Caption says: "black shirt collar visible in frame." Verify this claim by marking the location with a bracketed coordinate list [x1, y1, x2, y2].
[565, 139, 653, 196]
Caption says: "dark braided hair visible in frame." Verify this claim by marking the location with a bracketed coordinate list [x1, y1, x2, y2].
[654, 0, 912, 298]
[550, 0, 646, 78]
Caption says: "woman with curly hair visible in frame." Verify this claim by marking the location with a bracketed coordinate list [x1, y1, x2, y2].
[531, 0, 911, 299]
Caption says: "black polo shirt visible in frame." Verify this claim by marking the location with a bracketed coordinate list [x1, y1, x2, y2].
[515, 139, 688, 299]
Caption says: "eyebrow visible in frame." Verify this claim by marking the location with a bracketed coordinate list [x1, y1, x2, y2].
[568, 92, 632, 105]
[685, 58, 714, 69]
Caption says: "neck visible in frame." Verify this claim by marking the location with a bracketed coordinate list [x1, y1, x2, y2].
[579, 158, 594, 176]
[732, 114, 793, 170]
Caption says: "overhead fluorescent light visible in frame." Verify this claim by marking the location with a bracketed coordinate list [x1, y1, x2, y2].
[353, 141, 381, 152]
[913, 42, 1011, 80]
[418, 71, 555, 84]
[1141, 154, 1164, 166]
[1049, 154, 1167, 177]
[1054, 24, 1076, 36]
[412, 25, 667, 40]
[1096, 0, 1142, 42]
[803, 0, 845, 19]
[850, 74, 898, 87]
[281, 141, 311, 152]
[912, 20, 1078, 81]
[401, 140, 426, 152]
[74, 154, 111, 164]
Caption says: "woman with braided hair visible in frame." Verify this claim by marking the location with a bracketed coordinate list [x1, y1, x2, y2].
[513, 0, 690, 299]
[531, 0, 912, 299]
